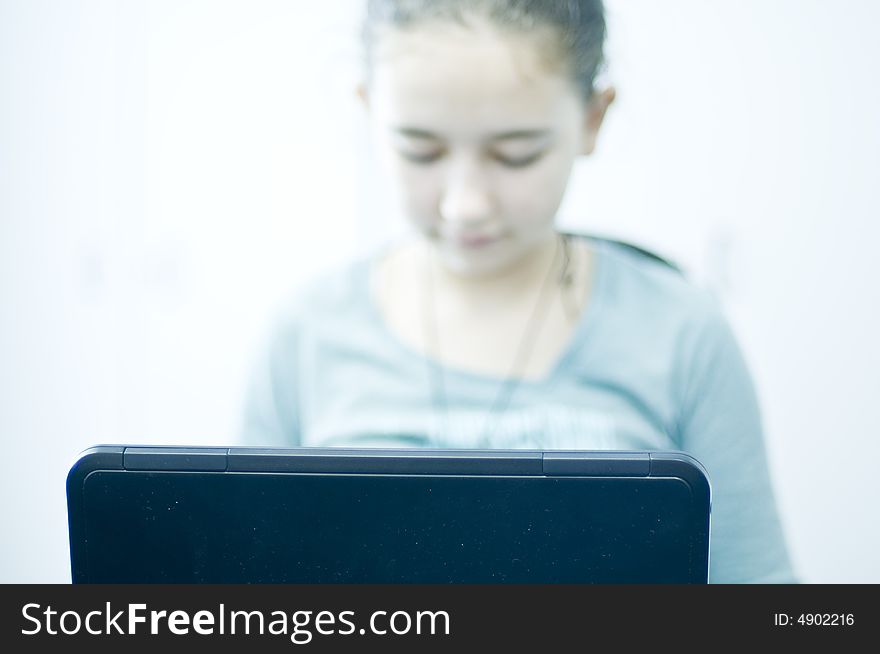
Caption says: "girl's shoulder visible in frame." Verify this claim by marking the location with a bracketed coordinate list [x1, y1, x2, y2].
[266, 253, 376, 336]
[586, 233, 708, 307]
[581, 233, 730, 346]
[585, 234, 683, 276]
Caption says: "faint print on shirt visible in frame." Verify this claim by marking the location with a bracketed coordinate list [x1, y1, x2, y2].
[311, 404, 622, 450]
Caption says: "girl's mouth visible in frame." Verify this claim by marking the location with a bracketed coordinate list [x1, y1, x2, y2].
[454, 232, 502, 249]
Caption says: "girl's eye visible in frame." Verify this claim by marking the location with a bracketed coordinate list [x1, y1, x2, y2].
[494, 151, 545, 168]
[399, 150, 444, 164]
[397, 149, 545, 167]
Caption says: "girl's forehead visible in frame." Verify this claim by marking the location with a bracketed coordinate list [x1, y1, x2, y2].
[370, 24, 581, 134]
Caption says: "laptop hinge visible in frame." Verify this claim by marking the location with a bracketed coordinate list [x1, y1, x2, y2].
[542, 451, 650, 476]
[123, 447, 228, 472]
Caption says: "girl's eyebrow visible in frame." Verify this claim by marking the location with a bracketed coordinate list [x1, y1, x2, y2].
[392, 127, 552, 142]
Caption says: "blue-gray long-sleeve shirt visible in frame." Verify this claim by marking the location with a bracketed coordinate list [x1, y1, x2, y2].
[241, 235, 797, 583]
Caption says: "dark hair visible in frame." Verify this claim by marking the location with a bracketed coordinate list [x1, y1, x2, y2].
[362, 0, 607, 100]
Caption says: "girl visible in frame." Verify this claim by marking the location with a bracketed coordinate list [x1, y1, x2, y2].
[241, 0, 797, 583]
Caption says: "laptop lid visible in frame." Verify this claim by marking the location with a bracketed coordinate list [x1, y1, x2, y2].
[67, 446, 711, 583]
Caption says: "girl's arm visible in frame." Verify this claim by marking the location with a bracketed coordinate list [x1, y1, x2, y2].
[239, 316, 303, 448]
[675, 307, 798, 583]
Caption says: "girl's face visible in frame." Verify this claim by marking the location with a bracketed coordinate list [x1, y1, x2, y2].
[361, 18, 612, 277]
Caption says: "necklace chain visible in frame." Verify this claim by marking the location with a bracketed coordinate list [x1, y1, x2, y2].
[422, 233, 575, 447]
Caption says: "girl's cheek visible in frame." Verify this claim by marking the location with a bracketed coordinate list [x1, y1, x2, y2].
[498, 166, 566, 223]
[384, 179, 439, 233]
[397, 167, 442, 211]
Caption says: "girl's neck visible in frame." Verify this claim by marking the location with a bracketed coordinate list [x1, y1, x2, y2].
[422, 232, 562, 308]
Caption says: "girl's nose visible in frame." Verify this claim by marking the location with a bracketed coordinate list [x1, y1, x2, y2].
[439, 160, 495, 227]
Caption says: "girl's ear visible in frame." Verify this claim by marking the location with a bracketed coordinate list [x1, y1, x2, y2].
[356, 83, 370, 110]
[580, 86, 616, 155]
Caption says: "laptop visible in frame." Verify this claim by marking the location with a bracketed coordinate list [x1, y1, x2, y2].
[67, 446, 711, 583]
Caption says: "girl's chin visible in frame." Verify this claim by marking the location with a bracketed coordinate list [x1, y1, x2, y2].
[434, 243, 525, 279]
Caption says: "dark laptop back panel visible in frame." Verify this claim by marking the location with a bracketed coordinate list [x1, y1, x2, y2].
[67, 447, 710, 583]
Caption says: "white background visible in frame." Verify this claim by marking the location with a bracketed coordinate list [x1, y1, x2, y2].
[1, 0, 878, 582]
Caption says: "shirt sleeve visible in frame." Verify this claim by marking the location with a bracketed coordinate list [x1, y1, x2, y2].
[238, 313, 303, 447]
[675, 303, 798, 583]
